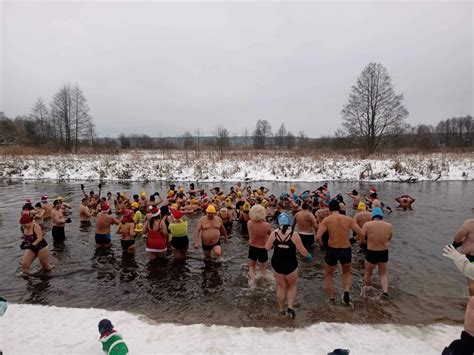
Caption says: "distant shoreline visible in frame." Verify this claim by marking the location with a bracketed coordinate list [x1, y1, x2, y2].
[0, 152, 472, 182]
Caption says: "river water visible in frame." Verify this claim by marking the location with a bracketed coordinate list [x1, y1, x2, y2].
[0, 180, 472, 328]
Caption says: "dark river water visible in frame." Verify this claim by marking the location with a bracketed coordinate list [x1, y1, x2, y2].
[0, 180, 472, 328]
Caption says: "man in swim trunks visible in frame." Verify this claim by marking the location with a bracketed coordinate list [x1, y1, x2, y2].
[247, 204, 272, 283]
[316, 200, 362, 305]
[79, 197, 93, 228]
[194, 205, 227, 258]
[395, 193, 416, 210]
[51, 199, 70, 245]
[453, 216, 474, 295]
[95, 203, 120, 248]
[359, 207, 392, 297]
[292, 202, 318, 249]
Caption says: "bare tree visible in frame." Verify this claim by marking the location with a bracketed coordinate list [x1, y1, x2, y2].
[182, 131, 194, 160]
[297, 130, 308, 149]
[243, 128, 249, 149]
[214, 126, 230, 157]
[253, 119, 272, 149]
[275, 123, 287, 149]
[31, 98, 49, 139]
[341, 63, 409, 153]
[119, 133, 131, 149]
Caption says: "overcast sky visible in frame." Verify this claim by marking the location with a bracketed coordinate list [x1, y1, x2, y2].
[1, 1, 472, 137]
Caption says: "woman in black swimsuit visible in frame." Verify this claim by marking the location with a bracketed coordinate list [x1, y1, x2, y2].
[265, 212, 312, 319]
[19, 214, 52, 273]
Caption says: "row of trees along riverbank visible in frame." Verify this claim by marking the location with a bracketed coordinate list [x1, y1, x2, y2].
[0, 63, 472, 155]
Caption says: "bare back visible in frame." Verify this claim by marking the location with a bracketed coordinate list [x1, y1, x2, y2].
[323, 213, 360, 248]
[248, 220, 272, 248]
[295, 210, 317, 234]
[362, 220, 392, 251]
[96, 212, 118, 234]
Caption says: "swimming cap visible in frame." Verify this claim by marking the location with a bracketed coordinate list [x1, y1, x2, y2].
[243, 202, 251, 212]
[172, 209, 183, 219]
[206, 205, 216, 214]
[131, 202, 139, 209]
[98, 319, 113, 335]
[237, 191, 242, 197]
[290, 185, 296, 192]
[178, 187, 184, 193]
[329, 199, 340, 212]
[357, 202, 366, 210]
[19, 214, 32, 224]
[140, 191, 146, 197]
[278, 212, 291, 226]
[41, 195, 48, 201]
[151, 207, 160, 217]
[372, 207, 384, 219]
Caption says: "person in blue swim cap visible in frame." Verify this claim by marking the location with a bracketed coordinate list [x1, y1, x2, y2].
[265, 213, 313, 319]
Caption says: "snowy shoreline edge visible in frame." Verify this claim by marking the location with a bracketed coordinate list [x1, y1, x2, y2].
[1, 303, 462, 354]
[0, 152, 472, 182]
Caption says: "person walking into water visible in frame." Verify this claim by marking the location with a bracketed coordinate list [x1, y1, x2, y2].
[265, 213, 312, 319]
[247, 204, 272, 285]
[359, 207, 393, 298]
[95, 203, 120, 249]
[292, 202, 318, 249]
[316, 200, 362, 306]
[194, 205, 227, 258]
[19, 213, 52, 273]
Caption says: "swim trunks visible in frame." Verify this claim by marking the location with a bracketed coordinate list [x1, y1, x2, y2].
[80, 220, 91, 227]
[171, 236, 189, 250]
[325, 246, 352, 266]
[52, 225, 66, 243]
[366, 249, 389, 264]
[321, 231, 329, 249]
[248, 245, 268, 262]
[202, 240, 220, 252]
[120, 239, 135, 251]
[95, 233, 112, 245]
[299, 233, 314, 249]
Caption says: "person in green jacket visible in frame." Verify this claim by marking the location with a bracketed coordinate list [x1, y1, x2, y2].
[98, 319, 129, 355]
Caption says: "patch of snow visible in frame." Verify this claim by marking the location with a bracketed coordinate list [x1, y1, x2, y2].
[1, 304, 461, 354]
[0, 152, 472, 182]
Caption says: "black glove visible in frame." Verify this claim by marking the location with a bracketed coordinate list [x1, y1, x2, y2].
[154, 192, 160, 196]
[20, 241, 33, 250]
[98, 183, 102, 189]
[349, 237, 357, 245]
[65, 218, 72, 224]
[452, 241, 462, 248]
[80, 184, 85, 190]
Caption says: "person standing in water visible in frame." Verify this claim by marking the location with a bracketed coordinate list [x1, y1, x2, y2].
[247, 204, 272, 284]
[116, 210, 136, 254]
[194, 205, 227, 258]
[265, 213, 312, 319]
[50, 199, 71, 246]
[316, 200, 362, 306]
[143, 207, 168, 259]
[95, 203, 120, 249]
[359, 207, 392, 298]
[19, 213, 52, 273]
[292, 202, 318, 250]
[169, 209, 189, 259]
[395, 193, 416, 210]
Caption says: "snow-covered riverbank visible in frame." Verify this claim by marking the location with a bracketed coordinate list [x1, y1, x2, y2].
[0, 304, 461, 354]
[0, 152, 472, 182]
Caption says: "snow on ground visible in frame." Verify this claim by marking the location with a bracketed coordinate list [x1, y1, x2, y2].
[0, 304, 461, 355]
[0, 152, 472, 182]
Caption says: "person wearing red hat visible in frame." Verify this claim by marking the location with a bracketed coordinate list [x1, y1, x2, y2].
[19, 213, 52, 273]
[169, 209, 189, 259]
[95, 203, 120, 248]
[143, 207, 168, 259]
[116, 209, 136, 254]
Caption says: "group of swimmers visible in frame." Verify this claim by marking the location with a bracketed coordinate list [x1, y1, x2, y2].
[19, 182, 423, 317]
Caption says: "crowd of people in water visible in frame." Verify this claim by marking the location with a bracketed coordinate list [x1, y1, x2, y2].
[15, 181, 474, 354]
